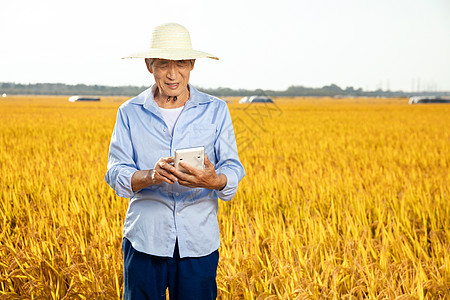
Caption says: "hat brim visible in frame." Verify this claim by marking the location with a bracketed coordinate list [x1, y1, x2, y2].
[122, 48, 218, 60]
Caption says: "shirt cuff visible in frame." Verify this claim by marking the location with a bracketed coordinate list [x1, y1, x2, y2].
[115, 168, 136, 198]
[216, 168, 239, 201]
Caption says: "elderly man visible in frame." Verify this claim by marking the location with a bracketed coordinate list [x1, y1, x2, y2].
[105, 23, 245, 300]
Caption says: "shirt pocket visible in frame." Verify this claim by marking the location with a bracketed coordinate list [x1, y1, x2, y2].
[189, 125, 216, 159]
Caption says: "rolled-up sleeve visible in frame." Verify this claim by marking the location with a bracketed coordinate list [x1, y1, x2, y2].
[105, 107, 137, 198]
[214, 103, 245, 201]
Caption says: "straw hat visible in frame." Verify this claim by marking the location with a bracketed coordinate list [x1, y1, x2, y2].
[122, 23, 219, 60]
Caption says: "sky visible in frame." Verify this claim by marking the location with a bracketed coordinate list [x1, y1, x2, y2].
[1, 0, 449, 92]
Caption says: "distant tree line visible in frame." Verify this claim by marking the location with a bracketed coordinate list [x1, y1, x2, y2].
[1, 82, 449, 98]
[0, 82, 147, 97]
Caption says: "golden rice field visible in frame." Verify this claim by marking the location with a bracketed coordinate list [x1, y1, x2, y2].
[0, 95, 449, 299]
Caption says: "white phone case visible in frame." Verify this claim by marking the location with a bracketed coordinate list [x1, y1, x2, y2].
[174, 146, 205, 172]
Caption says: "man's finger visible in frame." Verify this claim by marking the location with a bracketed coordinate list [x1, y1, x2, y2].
[162, 157, 175, 164]
[156, 168, 178, 183]
[172, 168, 191, 181]
[159, 175, 176, 184]
[204, 155, 214, 169]
[178, 179, 194, 188]
[159, 161, 176, 173]
[179, 161, 199, 175]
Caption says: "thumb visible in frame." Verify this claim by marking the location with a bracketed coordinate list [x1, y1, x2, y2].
[204, 155, 213, 168]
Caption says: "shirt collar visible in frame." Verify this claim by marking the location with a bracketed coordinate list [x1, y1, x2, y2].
[133, 83, 213, 113]
[187, 84, 213, 106]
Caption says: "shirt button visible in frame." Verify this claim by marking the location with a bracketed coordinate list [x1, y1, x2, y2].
[175, 193, 179, 196]
[177, 213, 180, 216]
[163, 128, 167, 132]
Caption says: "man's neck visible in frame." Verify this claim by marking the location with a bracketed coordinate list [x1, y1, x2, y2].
[154, 87, 190, 109]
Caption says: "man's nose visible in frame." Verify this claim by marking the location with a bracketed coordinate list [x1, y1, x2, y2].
[167, 63, 177, 79]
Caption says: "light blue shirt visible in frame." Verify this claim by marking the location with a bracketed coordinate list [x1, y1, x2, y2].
[105, 84, 245, 258]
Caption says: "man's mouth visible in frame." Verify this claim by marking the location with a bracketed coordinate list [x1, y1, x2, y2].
[166, 83, 179, 90]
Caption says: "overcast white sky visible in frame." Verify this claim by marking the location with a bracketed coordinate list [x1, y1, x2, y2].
[1, 0, 449, 92]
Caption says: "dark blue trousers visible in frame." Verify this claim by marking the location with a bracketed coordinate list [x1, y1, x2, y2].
[122, 238, 219, 300]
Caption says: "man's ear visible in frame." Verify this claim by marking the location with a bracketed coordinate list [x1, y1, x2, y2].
[145, 59, 153, 74]
[190, 59, 196, 71]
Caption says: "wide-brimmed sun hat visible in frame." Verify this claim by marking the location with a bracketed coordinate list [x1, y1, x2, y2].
[122, 23, 219, 60]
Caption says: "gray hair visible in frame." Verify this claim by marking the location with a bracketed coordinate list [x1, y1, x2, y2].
[145, 58, 195, 70]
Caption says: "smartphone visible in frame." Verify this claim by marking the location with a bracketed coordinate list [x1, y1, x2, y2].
[174, 146, 205, 173]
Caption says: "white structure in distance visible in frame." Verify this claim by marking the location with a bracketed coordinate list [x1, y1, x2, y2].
[68, 96, 100, 102]
[239, 95, 274, 104]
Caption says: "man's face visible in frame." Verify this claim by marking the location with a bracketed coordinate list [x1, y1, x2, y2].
[148, 59, 195, 98]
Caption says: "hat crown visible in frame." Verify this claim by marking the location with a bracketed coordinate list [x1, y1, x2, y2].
[122, 22, 218, 60]
[150, 23, 193, 50]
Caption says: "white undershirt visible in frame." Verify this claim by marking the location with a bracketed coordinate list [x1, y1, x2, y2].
[159, 106, 184, 135]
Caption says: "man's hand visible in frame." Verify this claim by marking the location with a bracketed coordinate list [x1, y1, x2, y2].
[131, 155, 227, 192]
[173, 155, 227, 190]
[131, 157, 177, 192]
[153, 157, 178, 184]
